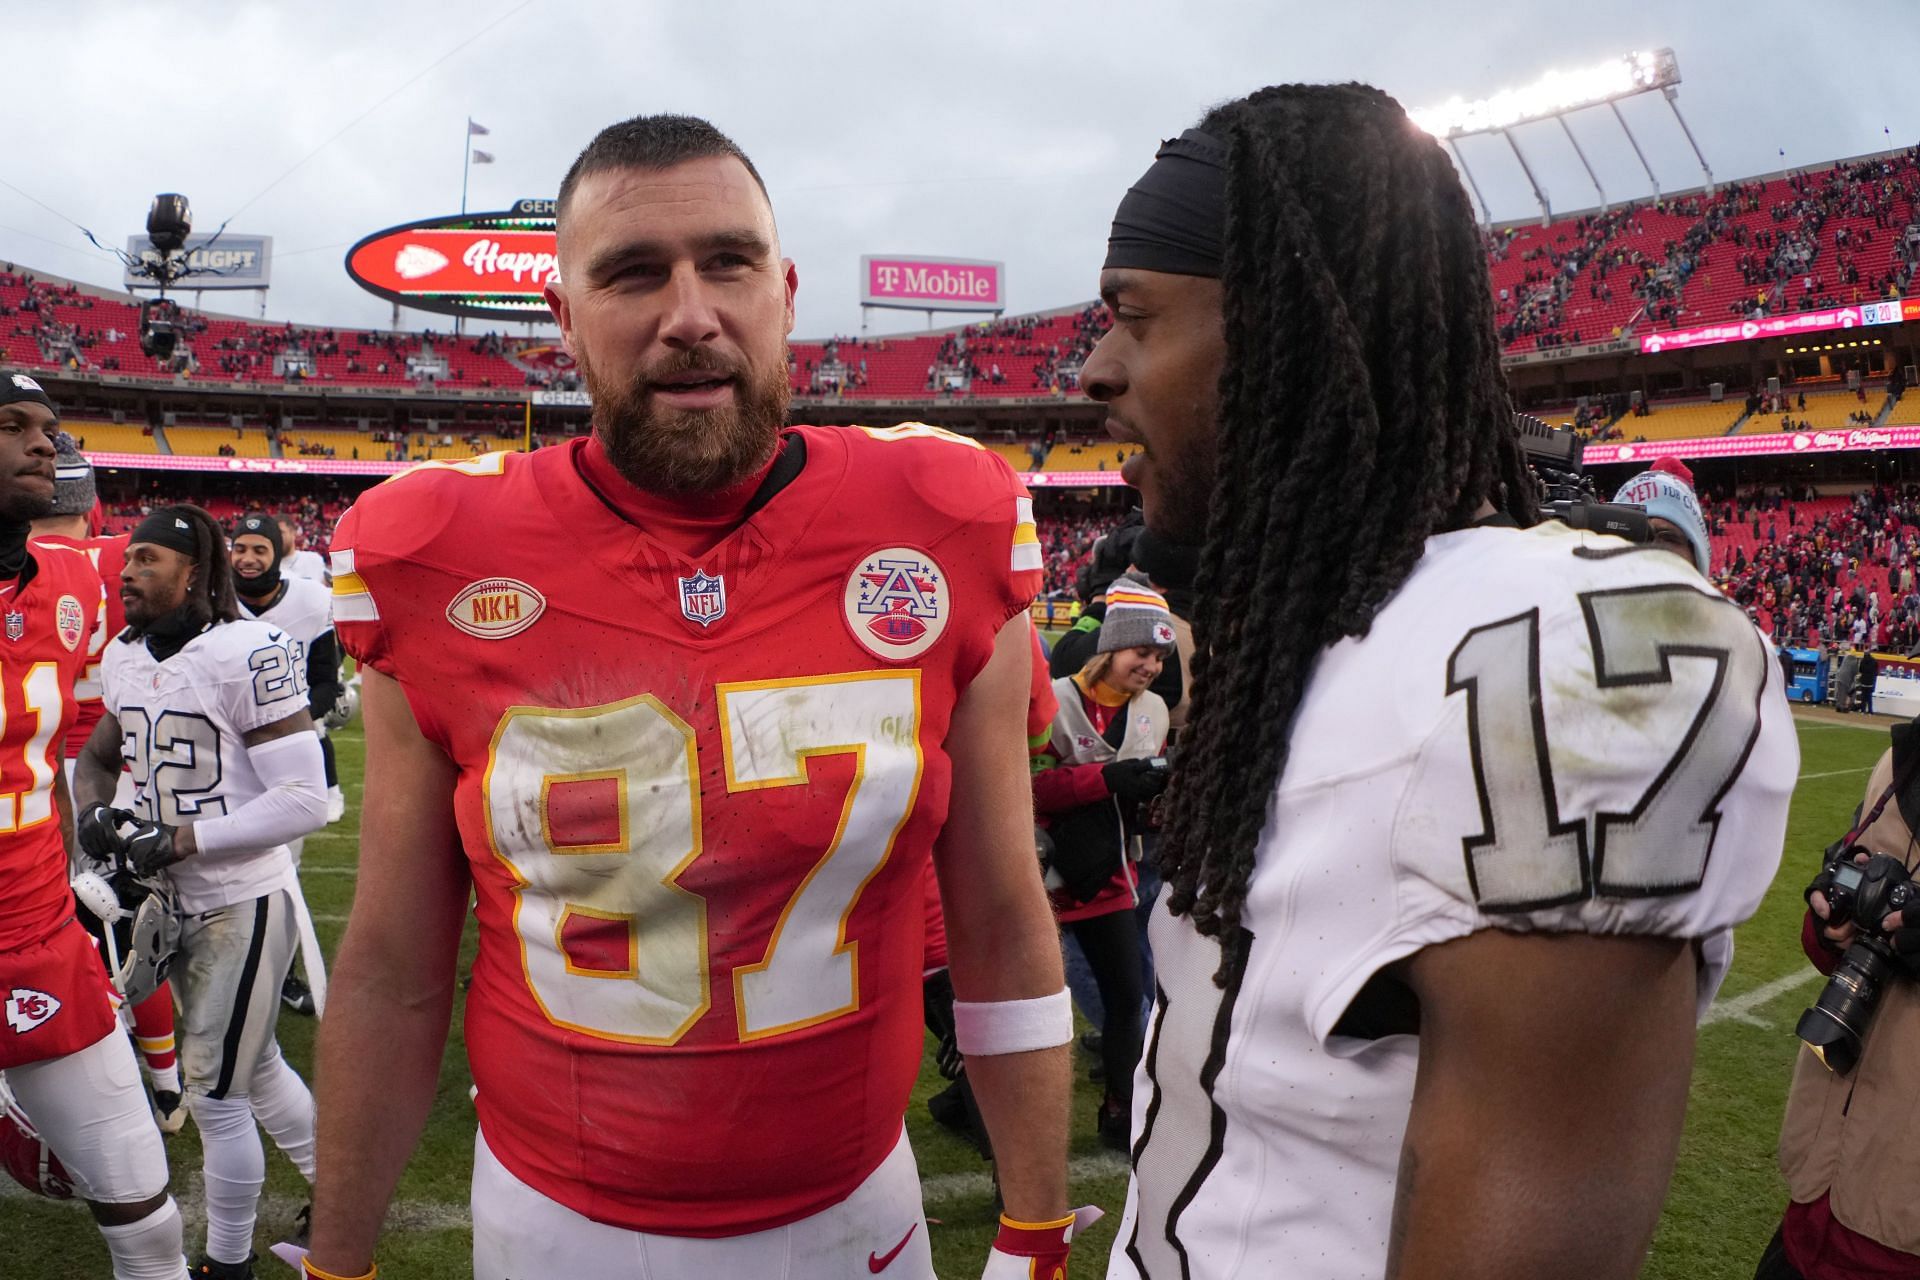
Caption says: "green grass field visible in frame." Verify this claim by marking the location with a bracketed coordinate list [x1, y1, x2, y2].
[1, 714, 1892, 1278]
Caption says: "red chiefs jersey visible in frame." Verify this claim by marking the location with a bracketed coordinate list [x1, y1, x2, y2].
[35, 533, 125, 758]
[0, 541, 107, 953]
[331, 424, 1041, 1236]
[924, 625, 1058, 974]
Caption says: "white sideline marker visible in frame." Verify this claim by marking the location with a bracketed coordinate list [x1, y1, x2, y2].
[1701, 969, 1821, 1028]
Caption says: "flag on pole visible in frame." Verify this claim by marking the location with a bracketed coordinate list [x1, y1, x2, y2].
[468, 119, 491, 136]
[472, 150, 495, 164]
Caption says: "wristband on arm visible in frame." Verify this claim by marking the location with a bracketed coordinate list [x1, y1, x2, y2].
[953, 988, 1073, 1056]
[302, 1260, 375, 1280]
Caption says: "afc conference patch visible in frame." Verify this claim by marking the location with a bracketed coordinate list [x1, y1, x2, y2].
[844, 547, 949, 661]
[55, 595, 85, 652]
[678, 570, 727, 628]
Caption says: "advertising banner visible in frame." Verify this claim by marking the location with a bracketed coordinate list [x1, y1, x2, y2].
[124, 234, 272, 291]
[1638, 300, 1907, 356]
[861, 256, 1004, 312]
[1584, 425, 1920, 466]
[345, 212, 559, 320]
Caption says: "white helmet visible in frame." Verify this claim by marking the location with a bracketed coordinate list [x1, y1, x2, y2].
[323, 682, 360, 732]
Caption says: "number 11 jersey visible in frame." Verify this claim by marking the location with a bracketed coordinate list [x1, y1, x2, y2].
[1110, 521, 1798, 1280]
[330, 426, 1041, 1237]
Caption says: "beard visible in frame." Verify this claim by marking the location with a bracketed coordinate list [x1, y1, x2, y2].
[580, 344, 791, 496]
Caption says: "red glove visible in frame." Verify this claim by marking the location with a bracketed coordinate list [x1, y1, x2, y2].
[981, 1207, 1103, 1280]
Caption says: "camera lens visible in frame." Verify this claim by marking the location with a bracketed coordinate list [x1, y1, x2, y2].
[1797, 938, 1899, 1073]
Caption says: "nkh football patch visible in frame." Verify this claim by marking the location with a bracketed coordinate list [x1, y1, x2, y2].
[845, 547, 950, 661]
[55, 595, 84, 652]
[446, 578, 545, 639]
[678, 570, 726, 627]
[5, 987, 60, 1035]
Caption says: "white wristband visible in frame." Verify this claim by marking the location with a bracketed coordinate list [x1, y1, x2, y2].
[953, 988, 1073, 1057]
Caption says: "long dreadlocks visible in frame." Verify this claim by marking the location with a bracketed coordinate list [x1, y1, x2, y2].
[1156, 84, 1539, 967]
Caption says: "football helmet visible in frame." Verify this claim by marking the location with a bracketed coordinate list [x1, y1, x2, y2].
[71, 864, 181, 1006]
[323, 682, 359, 732]
[0, 1075, 74, 1199]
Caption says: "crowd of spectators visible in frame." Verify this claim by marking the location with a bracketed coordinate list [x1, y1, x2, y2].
[1713, 483, 1920, 654]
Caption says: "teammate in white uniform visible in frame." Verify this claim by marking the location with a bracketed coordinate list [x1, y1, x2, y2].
[232, 513, 342, 1018]
[274, 514, 330, 587]
[269, 513, 345, 826]
[75, 505, 329, 1280]
[1082, 87, 1797, 1280]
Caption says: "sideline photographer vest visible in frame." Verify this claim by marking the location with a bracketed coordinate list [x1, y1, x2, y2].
[1779, 742, 1920, 1254]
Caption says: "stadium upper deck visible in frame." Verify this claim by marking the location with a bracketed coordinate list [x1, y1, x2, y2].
[2, 146, 1911, 411]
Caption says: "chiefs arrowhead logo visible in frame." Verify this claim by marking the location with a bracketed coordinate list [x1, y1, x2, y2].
[393, 244, 449, 280]
[5, 987, 61, 1035]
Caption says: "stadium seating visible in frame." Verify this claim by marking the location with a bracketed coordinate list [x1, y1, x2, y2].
[1040, 442, 1135, 472]
[61, 420, 160, 454]
[162, 424, 275, 458]
[1738, 389, 1882, 433]
[1613, 400, 1744, 441]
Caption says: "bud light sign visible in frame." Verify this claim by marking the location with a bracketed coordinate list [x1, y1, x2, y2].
[861, 256, 1004, 313]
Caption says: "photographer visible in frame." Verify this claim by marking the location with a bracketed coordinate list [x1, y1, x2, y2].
[1033, 575, 1174, 1151]
[1756, 722, 1920, 1279]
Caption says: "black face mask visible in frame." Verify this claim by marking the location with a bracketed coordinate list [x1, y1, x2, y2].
[133, 595, 210, 663]
[232, 516, 284, 602]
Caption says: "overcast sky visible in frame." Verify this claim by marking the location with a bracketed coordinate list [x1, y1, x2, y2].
[6, 1, 1916, 340]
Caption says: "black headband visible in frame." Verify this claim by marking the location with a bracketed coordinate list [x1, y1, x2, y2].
[0, 372, 57, 418]
[1104, 129, 1228, 279]
[129, 509, 201, 558]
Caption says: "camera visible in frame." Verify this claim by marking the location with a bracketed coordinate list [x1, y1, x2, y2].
[138, 298, 178, 362]
[1513, 413, 1653, 543]
[1795, 850, 1920, 1073]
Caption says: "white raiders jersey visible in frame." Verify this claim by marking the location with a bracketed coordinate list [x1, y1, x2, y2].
[280, 548, 330, 585]
[100, 619, 310, 915]
[239, 575, 332, 700]
[1108, 521, 1798, 1280]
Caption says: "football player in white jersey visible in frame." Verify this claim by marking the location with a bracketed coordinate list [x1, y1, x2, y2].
[268, 514, 345, 827]
[1082, 86, 1798, 1280]
[231, 512, 343, 1017]
[74, 505, 330, 1280]
[273, 514, 331, 588]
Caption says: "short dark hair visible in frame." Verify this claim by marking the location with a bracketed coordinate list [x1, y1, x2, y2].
[556, 114, 769, 230]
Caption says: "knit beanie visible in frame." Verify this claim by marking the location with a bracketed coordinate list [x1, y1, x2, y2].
[49, 432, 96, 518]
[1098, 574, 1177, 654]
[1613, 455, 1710, 575]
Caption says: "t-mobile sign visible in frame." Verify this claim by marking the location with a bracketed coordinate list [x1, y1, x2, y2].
[861, 256, 1004, 313]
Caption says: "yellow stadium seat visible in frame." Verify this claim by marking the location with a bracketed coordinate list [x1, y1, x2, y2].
[1041, 442, 1137, 472]
[63, 420, 161, 454]
[162, 425, 275, 457]
[1619, 401, 1743, 441]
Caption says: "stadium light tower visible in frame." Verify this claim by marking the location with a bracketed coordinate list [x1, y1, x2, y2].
[1411, 48, 1713, 227]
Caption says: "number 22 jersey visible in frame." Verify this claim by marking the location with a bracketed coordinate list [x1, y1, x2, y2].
[1109, 522, 1799, 1280]
[330, 425, 1041, 1236]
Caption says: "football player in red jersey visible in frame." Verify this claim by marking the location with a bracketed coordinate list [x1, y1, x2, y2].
[307, 116, 1082, 1280]
[30, 435, 184, 1134]
[0, 374, 188, 1280]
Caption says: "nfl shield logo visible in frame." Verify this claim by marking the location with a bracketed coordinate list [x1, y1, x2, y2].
[678, 571, 727, 628]
[4, 611, 22, 642]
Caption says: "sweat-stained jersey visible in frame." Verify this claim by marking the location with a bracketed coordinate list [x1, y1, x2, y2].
[36, 533, 126, 759]
[100, 620, 309, 915]
[0, 542, 107, 952]
[329, 424, 1042, 1236]
[1108, 522, 1799, 1280]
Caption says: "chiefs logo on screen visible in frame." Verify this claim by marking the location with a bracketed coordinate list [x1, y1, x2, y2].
[394, 245, 449, 280]
[844, 548, 949, 661]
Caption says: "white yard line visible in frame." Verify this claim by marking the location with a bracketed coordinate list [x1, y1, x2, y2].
[1701, 969, 1821, 1028]
[1800, 766, 1874, 780]
[920, 1151, 1127, 1203]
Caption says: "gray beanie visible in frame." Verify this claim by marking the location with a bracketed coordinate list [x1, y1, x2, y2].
[1098, 574, 1177, 654]
[50, 432, 96, 517]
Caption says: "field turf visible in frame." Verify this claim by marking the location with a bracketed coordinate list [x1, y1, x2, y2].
[0, 714, 1890, 1278]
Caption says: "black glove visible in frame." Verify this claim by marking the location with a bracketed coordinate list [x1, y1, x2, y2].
[76, 804, 132, 863]
[1102, 758, 1169, 805]
[120, 818, 184, 876]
